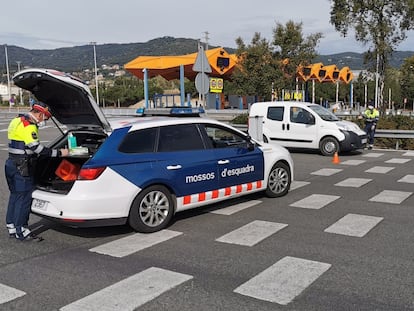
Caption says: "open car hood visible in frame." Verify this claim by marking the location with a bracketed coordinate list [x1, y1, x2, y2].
[12, 68, 111, 132]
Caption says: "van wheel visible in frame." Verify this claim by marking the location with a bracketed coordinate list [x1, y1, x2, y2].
[266, 162, 291, 198]
[128, 185, 174, 233]
[320, 137, 339, 156]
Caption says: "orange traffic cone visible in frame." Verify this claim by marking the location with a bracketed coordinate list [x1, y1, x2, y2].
[332, 152, 340, 164]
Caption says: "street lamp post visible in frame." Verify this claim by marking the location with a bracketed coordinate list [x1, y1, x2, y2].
[90, 42, 99, 105]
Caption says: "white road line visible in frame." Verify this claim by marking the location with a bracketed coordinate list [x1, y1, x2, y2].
[311, 168, 343, 176]
[234, 256, 331, 305]
[89, 230, 182, 258]
[210, 200, 262, 215]
[290, 194, 340, 209]
[402, 151, 414, 157]
[369, 190, 412, 204]
[335, 178, 372, 188]
[0, 283, 25, 304]
[60, 267, 193, 311]
[365, 166, 395, 174]
[215, 220, 288, 246]
[324, 213, 384, 237]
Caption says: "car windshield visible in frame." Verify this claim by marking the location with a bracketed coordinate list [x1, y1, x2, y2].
[309, 105, 339, 121]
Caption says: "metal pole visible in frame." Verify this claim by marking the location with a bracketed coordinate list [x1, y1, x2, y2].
[91, 42, 99, 105]
[5, 45, 11, 106]
[16, 61, 23, 105]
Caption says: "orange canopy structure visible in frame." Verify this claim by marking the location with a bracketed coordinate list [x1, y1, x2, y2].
[124, 47, 238, 81]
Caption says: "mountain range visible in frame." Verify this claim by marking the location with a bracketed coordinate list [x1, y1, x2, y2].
[1, 36, 413, 75]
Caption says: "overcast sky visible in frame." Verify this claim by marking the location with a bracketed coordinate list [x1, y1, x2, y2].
[2, 0, 414, 54]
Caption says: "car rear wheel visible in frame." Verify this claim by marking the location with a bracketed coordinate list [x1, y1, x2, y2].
[319, 137, 339, 156]
[128, 185, 174, 233]
[265, 162, 291, 198]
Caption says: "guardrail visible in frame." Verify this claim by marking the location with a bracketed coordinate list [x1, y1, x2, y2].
[1, 107, 413, 149]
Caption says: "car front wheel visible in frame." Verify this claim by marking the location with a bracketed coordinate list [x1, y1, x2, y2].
[265, 162, 291, 198]
[319, 137, 339, 156]
[128, 185, 174, 233]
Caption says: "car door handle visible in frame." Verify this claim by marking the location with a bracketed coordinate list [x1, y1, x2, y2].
[166, 165, 182, 170]
[218, 160, 230, 165]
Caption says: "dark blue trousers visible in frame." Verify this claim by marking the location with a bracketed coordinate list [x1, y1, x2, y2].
[364, 123, 376, 145]
[4, 159, 34, 237]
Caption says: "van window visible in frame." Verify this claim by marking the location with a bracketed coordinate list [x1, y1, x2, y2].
[267, 107, 284, 121]
[291, 107, 312, 124]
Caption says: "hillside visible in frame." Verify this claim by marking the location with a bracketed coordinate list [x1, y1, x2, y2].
[0, 36, 413, 75]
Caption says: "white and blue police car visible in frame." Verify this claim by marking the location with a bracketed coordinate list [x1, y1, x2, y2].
[13, 68, 294, 233]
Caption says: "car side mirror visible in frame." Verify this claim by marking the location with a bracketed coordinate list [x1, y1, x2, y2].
[246, 135, 255, 151]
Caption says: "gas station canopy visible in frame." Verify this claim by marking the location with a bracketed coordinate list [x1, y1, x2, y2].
[124, 47, 238, 81]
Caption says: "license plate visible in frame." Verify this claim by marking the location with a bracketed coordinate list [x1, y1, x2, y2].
[32, 199, 47, 211]
[362, 138, 367, 144]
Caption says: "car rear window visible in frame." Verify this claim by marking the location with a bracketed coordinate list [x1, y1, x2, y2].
[267, 107, 284, 121]
[118, 128, 157, 153]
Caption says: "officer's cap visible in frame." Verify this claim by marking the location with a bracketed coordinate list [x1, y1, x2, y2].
[32, 102, 52, 118]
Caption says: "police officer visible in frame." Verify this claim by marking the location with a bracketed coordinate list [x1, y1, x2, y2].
[363, 104, 380, 150]
[5, 102, 69, 241]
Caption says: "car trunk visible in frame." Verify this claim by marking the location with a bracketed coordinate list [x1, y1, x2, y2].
[12, 68, 112, 195]
[34, 130, 107, 194]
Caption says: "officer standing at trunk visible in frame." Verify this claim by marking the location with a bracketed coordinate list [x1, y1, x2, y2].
[5, 102, 69, 241]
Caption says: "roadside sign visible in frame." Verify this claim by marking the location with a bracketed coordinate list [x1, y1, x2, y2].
[210, 78, 223, 93]
[193, 45, 212, 73]
[195, 73, 210, 94]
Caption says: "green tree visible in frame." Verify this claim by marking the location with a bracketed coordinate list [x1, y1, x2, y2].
[231, 32, 280, 100]
[231, 21, 321, 100]
[330, 0, 414, 110]
[399, 56, 414, 109]
[273, 20, 322, 91]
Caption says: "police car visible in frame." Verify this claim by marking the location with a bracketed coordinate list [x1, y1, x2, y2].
[13, 68, 294, 233]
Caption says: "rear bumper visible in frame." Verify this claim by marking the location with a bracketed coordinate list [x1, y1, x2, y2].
[32, 211, 127, 228]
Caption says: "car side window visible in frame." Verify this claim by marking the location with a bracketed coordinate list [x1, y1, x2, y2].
[291, 107, 312, 124]
[204, 124, 246, 149]
[267, 107, 284, 121]
[158, 124, 205, 152]
[118, 128, 157, 153]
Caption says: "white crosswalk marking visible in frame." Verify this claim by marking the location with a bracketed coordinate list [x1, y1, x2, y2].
[365, 166, 395, 174]
[385, 158, 411, 164]
[398, 175, 414, 183]
[335, 178, 372, 187]
[234, 256, 331, 305]
[0, 283, 25, 304]
[311, 168, 342, 176]
[215, 220, 288, 246]
[89, 230, 182, 258]
[324, 213, 383, 237]
[210, 200, 262, 215]
[60, 267, 193, 311]
[369, 190, 412, 204]
[290, 194, 340, 209]
[290, 181, 310, 191]
[340, 159, 366, 165]
[362, 153, 384, 157]
[403, 151, 414, 156]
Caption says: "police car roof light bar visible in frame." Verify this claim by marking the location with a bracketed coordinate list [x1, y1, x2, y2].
[136, 107, 205, 117]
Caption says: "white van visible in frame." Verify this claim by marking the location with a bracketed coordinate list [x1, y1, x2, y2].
[248, 101, 367, 156]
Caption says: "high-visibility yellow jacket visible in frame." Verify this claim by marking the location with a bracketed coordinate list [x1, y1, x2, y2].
[8, 114, 59, 157]
[363, 108, 379, 124]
